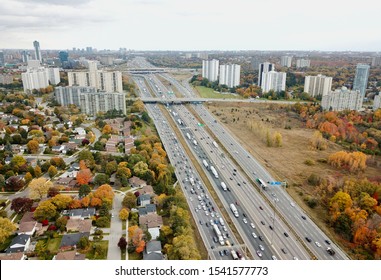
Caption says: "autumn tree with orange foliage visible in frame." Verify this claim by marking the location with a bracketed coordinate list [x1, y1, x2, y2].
[76, 168, 92, 185]
[128, 225, 146, 253]
[328, 151, 367, 173]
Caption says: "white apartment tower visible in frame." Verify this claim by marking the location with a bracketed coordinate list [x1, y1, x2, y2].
[68, 60, 123, 93]
[304, 74, 333, 97]
[280, 56, 292, 67]
[55, 86, 126, 116]
[202, 59, 219, 82]
[219, 64, 241, 88]
[371, 57, 381, 67]
[373, 94, 381, 110]
[353, 63, 370, 99]
[321, 87, 363, 111]
[261, 70, 286, 93]
[258, 62, 275, 87]
[21, 68, 49, 92]
[296, 59, 310, 68]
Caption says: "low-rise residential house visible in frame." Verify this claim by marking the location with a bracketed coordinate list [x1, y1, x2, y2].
[63, 208, 96, 219]
[139, 213, 163, 240]
[60, 232, 90, 251]
[138, 204, 157, 216]
[18, 221, 38, 235]
[66, 219, 92, 233]
[55, 177, 75, 186]
[52, 145, 65, 153]
[0, 252, 27, 260]
[6, 234, 31, 253]
[53, 250, 86, 260]
[137, 194, 151, 207]
[72, 162, 80, 170]
[62, 142, 78, 153]
[143, 240, 163, 260]
[129, 176, 147, 189]
[5, 156, 12, 164]
[141, 184, 154, 196]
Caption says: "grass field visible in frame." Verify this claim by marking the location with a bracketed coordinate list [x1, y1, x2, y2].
[195, 86, 243, 99]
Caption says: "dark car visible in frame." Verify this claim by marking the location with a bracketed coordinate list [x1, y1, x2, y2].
[284, 232, 289, 237]
[223, 249, 229, 256]
[281, 248, 288, 254]
[261, 220, 265, 225]
[325, 240, 331, 245]
[243, 213, 247, 218]
[199, 220, 203, 225]
[236, 251, 243, 259]
[305, 237, 312, 242]
[259, 206, 263, 210]
[219, 250, 225, 257]
[258, 235, 264, 241]
[269, 225, 273, 230]
[301, 215, 307, 220]
[213, 236, 218, 243]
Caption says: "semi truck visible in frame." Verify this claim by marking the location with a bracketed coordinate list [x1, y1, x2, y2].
[210, 166, 219, 179]
[213, 224, 225, 245]
[186, 133, 191, 140]
[230, 203, 239, 218]
[257, 178, 267, 190]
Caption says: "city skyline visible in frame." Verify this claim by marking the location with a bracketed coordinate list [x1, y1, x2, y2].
[1, 0, 381, 51]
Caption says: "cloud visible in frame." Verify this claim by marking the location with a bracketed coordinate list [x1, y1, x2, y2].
[15, 0, 92, 6]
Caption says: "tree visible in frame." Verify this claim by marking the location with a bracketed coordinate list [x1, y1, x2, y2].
[51, 194, 73, 210]
[122, 192, 137, 209]
[90, 197, 102, 208]
[29, 178, 53, 200]
[78, 184, 91, 198]
[95, 216, 110, 227]
[0, 217, 17, 244]
[76, 168, 92, 185]
[330, 191, 353, 218]
[11, 197, 33, 213]
[128, 225, 144, 253]
[94, 173, 109, 186]
[165, 234, 201, 260]
[34, 200, 57, 221]
[34, 165, 42, 178]
[78, 150, 95, 168]
[274, 132, 283, 147]
[47, 187, 60, 198]
[48, 165, 58, 178]
[4, 176, 25, 192]
[77, 236, 90, 249]
[55, 216, 68, 231]
[105, 161, 118, 176]
[27, 139, 40, 154]
[102, 124, 112, 135]
[24, 172, 33, 184]
[119, 208, 129, 221]
[117, 236, 127, 252]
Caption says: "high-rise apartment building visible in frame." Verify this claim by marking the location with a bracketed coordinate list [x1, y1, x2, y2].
[67, 60, 123, 93]
[280, 56, 292, 67]
[33, 41, 42, 62]
[258, 62, 275, 87]
[304, 74, 333, 97]
[371, 57, 381, 67]
[202, 59, 219, 82]
[21, 68, 49, 92]
[261, 70, 286, 93]
[296, 59, 310, 68]
[21, 50, 31, 63]
[0, 51, 5, 67]
[353, 63, 370, 98]
[219, 64, 241, 88]
[321, 87, 363, 111]
[55, 86, 126, 116]
[373, 94, 381, 110]
[59, 51, 69, 64]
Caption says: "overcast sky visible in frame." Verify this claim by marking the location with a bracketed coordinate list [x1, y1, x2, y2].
[1, 0, 380, 51]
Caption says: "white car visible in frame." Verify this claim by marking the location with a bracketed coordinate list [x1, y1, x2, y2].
[315, 241, 321, 247]
[252, 232, 257, 238]
[290, 202, 295, 207]
[272, 255, 277, 260]
[259, 244, 264, 251]
[250, 223, 255, 229]
[243, 218, 247, 224]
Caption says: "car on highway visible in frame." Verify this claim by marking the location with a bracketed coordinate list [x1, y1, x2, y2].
[223, 249, 229, 256]
[284, 232, 289, 237]
[250, 223, 255, 229]
[258, 235, 264, 241]
[325, 240, 331, 245]
[242, 213, 247, 218]
[269, 225, 273, 230]
[305, 237, 312, 242]
[315, 241, 321, 247]
[281, 248, 288, 254]
[251, 232, 257, 238]
[219, 250, 225, 257]
[293, 256, 299, 260]
[290, 202, 295, 207]
[243, 218, 248, 224]
[261, 220, 265, 225]
[301, 215, 307, 220]
[259, 244, 264, 251]
[256, 250, 263, 258]
[213, 236, 218, 243]
[199, 220, 203, 225]
[259, 206, 263, 210]
[272, 255, 277, 260]
[236, 251, 243, 259]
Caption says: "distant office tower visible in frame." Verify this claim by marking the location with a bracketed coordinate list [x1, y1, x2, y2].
[321, 87, 363, 111]
[59, 51, 69, 64]
[371, 57, 381, 67]
[219, 64, 241, 88]
[353, 64, 370, 98]
[55, 86, 126, 116]
[86, 47, 93, 53]
[33, 41, 42, 62]
[202, 59, 219, 82]
[100, 55, 115, 66]
[68, 60, 123, 93]
[27, 60, 41, 68]
[280, 56, 292, 67]
[258, 62, 275, 87]
[261, 70, 286, 93]
[21, 50, 31, 63]
[373, 94, 381, 110]
[0, 74, 13, 85]
[304, 74, 332, 97]
[296, 59, 310, 68]
[0, 51, 5, 67]
[197, 53, 209, 60]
